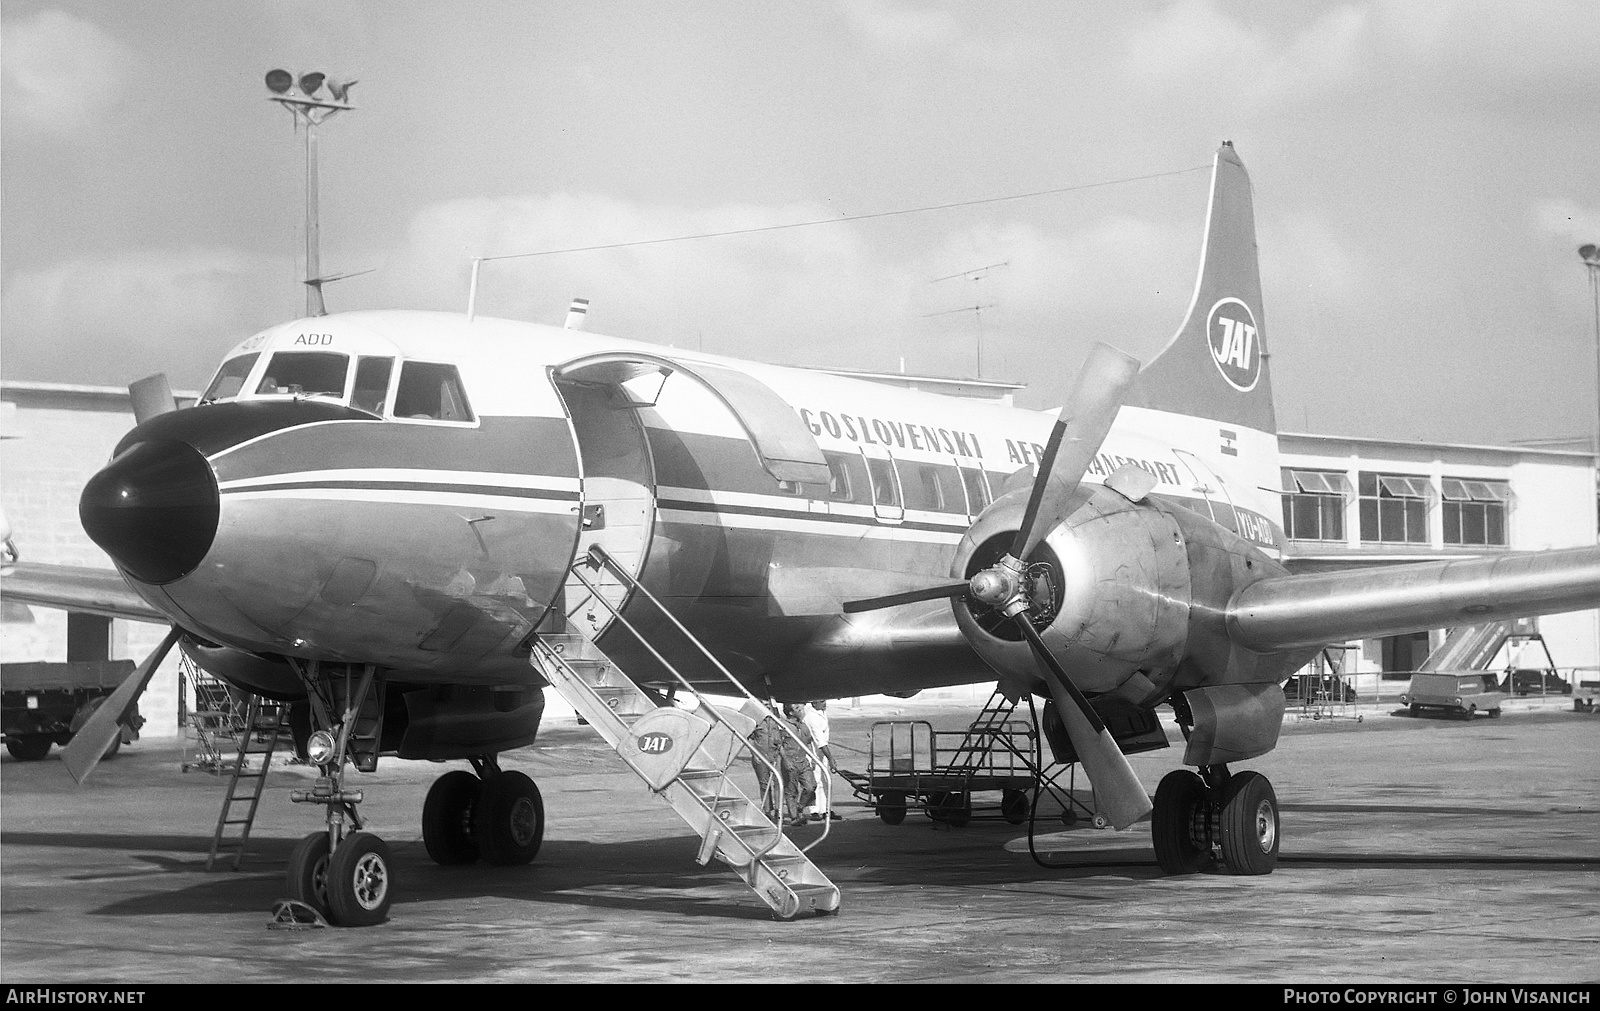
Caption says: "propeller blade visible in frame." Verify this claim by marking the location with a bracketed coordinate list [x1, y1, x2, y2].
[128, 374, 178, 426]
[1014, 617, 1152, 829]
[842, 582, 970, 614]
[61, 626, 181, 784]
[1011, 344, 1141, 560]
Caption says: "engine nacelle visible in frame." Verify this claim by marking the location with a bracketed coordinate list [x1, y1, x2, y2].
[952, 483, 1192, 699]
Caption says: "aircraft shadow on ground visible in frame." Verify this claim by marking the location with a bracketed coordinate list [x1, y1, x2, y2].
[9, 808, 1594, 923]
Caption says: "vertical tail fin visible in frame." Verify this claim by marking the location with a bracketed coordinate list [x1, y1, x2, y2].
[1124, 142, 1276, 436]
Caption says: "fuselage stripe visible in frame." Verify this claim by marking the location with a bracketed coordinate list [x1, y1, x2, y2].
[657, 496, 969, 534]
[220, 479, 579, 501]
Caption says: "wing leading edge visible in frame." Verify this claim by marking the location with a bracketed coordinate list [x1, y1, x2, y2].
[1, 562, 166, 624]
[1227, 545, 1600, 651]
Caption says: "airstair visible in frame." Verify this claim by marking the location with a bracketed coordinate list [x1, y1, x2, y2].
[529, 545, 840, 921]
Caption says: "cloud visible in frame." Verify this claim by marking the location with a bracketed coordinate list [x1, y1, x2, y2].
[1, 248, 291, 388]
[368, 191, 1196, 405]
[838, 0, 965, 56]
[1372, 0, 1599, 93]
[1122, 1, 1369, 111]
[1533, 200, 1600, 245]
[1, 9, 136, 135]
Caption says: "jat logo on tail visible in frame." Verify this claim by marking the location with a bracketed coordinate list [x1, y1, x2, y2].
[1207, 297, 1262, 392]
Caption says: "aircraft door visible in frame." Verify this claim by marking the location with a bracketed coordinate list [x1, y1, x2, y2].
[552, 378, 657, 640]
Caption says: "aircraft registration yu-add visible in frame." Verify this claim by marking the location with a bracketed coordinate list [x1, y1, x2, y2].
[6, 143, 1598, 925]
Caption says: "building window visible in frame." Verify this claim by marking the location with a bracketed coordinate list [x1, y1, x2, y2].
[1359, 472, 1431, 544]
[1441, 478, 1509, 546]
[1281, 469, 1350, 541]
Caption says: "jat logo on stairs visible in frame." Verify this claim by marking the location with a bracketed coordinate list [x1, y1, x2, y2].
[636, 732, 674, 754]
[1207, 297, 1262, 392]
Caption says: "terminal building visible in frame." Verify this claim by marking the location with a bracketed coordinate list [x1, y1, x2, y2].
[3, 377, 1597, 739]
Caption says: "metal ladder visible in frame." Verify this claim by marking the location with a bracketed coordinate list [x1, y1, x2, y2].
[529, 546, 840, 920]
[204, 695, 287, 871]
[939, 688, 1025, 778]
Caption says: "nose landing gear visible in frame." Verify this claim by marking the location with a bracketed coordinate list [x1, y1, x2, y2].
[283, 661, 395, 926]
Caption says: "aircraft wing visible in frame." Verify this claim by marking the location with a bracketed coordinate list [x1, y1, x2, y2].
[0, 562, 167, 623]
[1228, 545, 1600, 651]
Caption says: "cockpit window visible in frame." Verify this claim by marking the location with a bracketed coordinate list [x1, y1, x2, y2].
[393, 361, 474, 422]
[200, 353, 260, 403]
[255, 352, 349, 398]
[351, 357, 393, 415]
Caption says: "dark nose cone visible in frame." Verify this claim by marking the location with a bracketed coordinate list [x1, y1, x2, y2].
[80, 440, 219, 584]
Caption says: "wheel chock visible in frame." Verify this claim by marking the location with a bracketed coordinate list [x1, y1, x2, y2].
[267, 898, 328, 930]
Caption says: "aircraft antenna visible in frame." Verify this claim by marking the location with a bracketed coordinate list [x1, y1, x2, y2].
[927, 261, 1007, 377]
[265, 70, 357, 317]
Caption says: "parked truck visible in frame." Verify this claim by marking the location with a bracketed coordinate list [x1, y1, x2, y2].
[1, 660, 141, 761]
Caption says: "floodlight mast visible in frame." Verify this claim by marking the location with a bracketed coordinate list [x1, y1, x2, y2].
[265, 70, 356, 317]
[1582, 244, 1600, 467]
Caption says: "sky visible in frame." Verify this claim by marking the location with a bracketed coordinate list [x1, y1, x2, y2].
[2, 1, 1598, 449]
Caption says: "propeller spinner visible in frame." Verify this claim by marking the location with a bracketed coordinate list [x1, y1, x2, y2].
[845, 343, 1154, 828]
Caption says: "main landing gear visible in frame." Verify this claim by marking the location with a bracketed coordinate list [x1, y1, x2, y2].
[1151, 765, 1280, 876]
[421, 757, 545, 867]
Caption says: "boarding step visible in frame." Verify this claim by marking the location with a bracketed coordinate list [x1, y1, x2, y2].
[532, 632, 839, 920]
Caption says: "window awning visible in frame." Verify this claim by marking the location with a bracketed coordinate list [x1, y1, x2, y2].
[1283, 469, 1351, 495]
[1441, 478, 1511, 502]
[1377, 475, 1432, 499]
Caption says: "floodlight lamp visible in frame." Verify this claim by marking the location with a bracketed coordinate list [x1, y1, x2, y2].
[298, 72, 326, 97]
[1580, 244, 1600, 266]
[265, 69, 293, 94]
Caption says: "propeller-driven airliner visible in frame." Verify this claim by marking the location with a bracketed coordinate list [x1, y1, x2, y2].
[6, 143, 1597, 925]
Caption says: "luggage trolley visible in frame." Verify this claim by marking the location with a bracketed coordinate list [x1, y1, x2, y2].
[841, 690, 1087, 827]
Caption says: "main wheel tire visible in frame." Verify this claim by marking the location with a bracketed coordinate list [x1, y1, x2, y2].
[5, 735, 52, 761]
[422, 770, 482, 865]
[1152, 770, 1212, 874]
[1000, 789, 1030, 825]
[1218, 771, 1279, 876]
[326, 832, 392, 927]
[876, 790, 907, 826]
[286, 831, 332, 916]
[475, 771, 544, 866]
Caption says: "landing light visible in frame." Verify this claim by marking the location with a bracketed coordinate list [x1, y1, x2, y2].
[307, 730, 337, 766]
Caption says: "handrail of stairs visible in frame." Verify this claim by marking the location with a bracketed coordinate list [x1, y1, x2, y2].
[568, 543, 832, 852]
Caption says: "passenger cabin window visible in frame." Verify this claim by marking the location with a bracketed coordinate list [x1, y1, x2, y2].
[901, 461, 967, 513]
[351, 357, 394, 415]
[200, 353, 259, 403]
[256, 352, 349, 398]
[962, 468, 993, 512]
[866, 457, 900, 507]
[393, 361, 474, 422]
[824, 452, 868, 505]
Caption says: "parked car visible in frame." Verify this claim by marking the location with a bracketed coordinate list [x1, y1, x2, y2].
[1282, 673, 1357, 703]
[1498, 668, 1572, 696]
[1399, 672, 1505, 719]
